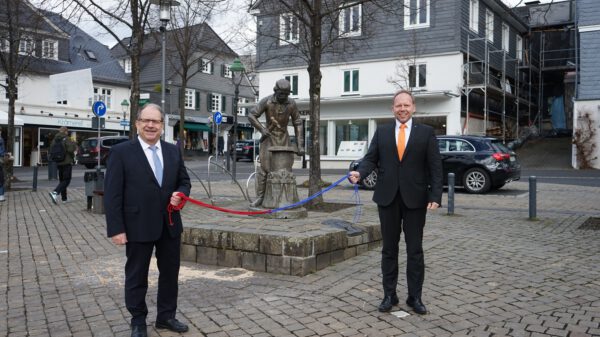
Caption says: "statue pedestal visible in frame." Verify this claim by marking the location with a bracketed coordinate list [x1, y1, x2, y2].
[251, 146, 307, 219]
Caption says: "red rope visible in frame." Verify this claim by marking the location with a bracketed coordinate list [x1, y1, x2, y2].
[167, 192, 272, 225]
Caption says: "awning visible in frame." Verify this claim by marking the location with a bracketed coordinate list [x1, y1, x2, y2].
[0, 110, 25, 126]
[184, 122, 211, 132]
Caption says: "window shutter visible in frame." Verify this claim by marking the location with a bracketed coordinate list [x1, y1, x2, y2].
[221, 64, 225, 76]
[222, 96, 227, 112]
[210, 62, 214, 74]
[199, 59, 204, 71]
[195, 91, 200, 111]
[207, 93, 212, 111]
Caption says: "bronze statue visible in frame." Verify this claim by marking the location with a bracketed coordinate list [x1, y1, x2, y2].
[248, 79, 304, 208]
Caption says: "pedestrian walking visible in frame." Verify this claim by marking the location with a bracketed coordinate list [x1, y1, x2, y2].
[349, 90, 443, 314]
[104, 103, 191, 337]
[48, 126, 77, 204]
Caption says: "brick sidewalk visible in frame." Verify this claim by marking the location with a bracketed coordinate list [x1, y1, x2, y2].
[0, 179, 599, 336]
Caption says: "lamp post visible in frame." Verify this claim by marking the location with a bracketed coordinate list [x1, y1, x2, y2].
[150, 0, 179, 139]
[229, 58, 245, 180]
[120, 99, 129, 135]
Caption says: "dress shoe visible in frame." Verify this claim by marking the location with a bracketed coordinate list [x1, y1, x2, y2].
[155, 318, 189, 333]
[250, 197, 263, 208]
[378, 294, 399, 312]
[406, 296, 428, 314]
[131, 325, 147, 337]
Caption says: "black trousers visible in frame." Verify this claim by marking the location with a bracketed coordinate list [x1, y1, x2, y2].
[125, 225, 181, 326]
[54, 164, 72, 200]
[378, 190, 427, 299]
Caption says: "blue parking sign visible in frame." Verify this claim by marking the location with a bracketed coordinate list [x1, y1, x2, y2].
[214, 111, 222, 125]
[92, 101, 107, 117]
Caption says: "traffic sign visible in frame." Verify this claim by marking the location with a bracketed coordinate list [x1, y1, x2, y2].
[120, 120, 130, 127]
[92, 101, 107, 117]
[214, 111, 222, 125]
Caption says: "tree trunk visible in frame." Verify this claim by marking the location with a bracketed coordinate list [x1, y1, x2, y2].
[307, 0, 324, 205]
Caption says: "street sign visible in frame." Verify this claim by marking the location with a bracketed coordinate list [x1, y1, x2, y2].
[92, 101, 107, 117]
[214, 111, 222, 125]
[120, 120, 130, 127]
[139, 93, 150, 106]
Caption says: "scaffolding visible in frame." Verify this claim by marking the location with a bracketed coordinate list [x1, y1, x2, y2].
[461, 30, 535, 143]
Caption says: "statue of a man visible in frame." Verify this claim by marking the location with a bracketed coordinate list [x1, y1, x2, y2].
[248, 79, 304, 207]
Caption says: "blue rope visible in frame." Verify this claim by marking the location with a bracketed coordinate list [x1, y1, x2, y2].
[351, 183, 362, 224]
[270, 174, 353, 213]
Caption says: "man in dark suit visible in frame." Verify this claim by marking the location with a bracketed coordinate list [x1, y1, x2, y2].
[105, 103, 191, 337]
[349, 90, 442, 314]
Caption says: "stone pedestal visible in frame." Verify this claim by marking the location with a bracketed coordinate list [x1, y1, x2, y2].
[253, 146, 307, 218]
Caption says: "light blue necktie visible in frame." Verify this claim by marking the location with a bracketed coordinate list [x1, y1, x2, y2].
[150, 145, 163, 186]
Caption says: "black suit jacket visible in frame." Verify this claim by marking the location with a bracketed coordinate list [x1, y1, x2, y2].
[104, 139, 191, 242]
[358, 121, 442, 208]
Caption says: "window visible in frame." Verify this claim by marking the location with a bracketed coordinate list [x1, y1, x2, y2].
[438, 139, 475, 152]
[409, 64, 426, 89]
[185, 89, 195, 109]
[19, 37, 35, 55]
[4, 77, 18, 100]
[42, 39, 58, 60]
[404, 0, 430, 29]
[516, 35, 523, 61]
[485, 10, 494, 42]
[284, 74, 299, 96]
[84, 49, 97, 61]
[502, 23, 510, 52]
[200, 58, 213, 74]
[89, 87, 112, 109]
[469, 0, 479, 33]
[0, 39, 8, 52]
[210, 93, 221, 112]
[237, 97, 248, 116]
[339, 3, 362, 37]
[120, 58, 132, 73]
[222, 64, 232, 78]
[280, 13, 299, 44]
[343, 70, 359, 93]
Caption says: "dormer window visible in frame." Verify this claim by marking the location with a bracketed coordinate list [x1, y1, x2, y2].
[42, 39, 58, 60]
[84, 49, 97, 61]
[120, 58, 132, 73]
[19, 37, 35, 55]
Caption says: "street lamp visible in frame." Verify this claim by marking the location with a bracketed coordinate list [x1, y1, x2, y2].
[150, 0, 179, 140]
[230, 58, 245, 180]
[120, 99, 129, 135]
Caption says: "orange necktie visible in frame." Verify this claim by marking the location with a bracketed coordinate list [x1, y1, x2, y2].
[397, 123, 407, 161]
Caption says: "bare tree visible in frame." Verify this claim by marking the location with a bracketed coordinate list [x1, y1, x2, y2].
[387, 30, 424, 91]
[0, 0, 67, 188]
[67, 0, 155, 138]
[252, 0, 398, 204]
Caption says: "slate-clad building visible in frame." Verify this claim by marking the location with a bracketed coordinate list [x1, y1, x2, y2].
[0, 1, 130, 167]
[111, 23, 256, 155]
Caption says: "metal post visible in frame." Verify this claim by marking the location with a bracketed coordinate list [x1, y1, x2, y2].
[447, 173, 455, 215]
[529, 176, 537, 220]
[32, 166, 38, 192]
[161, 22, 167, 139]
[232, 76, 239, 181]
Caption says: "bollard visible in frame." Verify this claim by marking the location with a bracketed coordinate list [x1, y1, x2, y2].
[32, 166, 38, 192]
[529, 176, 537, 220]
[447, 172, 455, 215]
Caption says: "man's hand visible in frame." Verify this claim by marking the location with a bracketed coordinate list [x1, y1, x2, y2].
[111, 233, 127, 245]
[170, 192, 184, 206]
[348, 171, 361, 184]
[427, 202, 440, 210]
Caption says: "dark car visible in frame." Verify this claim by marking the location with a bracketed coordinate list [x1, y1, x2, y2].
[349, 135, 521, 194]
[78, 136, 129, 169]
[234, 140, 259, 161]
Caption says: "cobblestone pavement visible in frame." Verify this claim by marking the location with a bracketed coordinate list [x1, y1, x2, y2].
[1, 177, 599, 337]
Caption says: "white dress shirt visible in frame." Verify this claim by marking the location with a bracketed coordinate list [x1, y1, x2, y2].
[395, 118, 413, 148]
[138, 136, 163, 177]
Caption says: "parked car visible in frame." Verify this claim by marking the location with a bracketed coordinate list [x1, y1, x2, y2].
[234, 140, 260, 161]
[78, 136, 129, 169]
[349, 135, 521, 194]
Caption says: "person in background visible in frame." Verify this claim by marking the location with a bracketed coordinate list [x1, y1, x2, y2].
[104, 103, 191, 337]
[349, 90, 442, 315]
[48, 126, 77, 204]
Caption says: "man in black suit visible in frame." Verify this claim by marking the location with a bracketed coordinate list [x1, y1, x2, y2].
[105, 103, 191, 337]
[349, 90, 442, 314]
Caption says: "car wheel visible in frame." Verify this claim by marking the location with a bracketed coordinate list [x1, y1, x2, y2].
[361, 170, 378, 190]
[463, 167, 491, 194]
[84, 163, 95, 169]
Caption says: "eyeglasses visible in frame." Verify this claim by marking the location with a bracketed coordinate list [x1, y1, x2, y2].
[137, 118, 163, 125]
